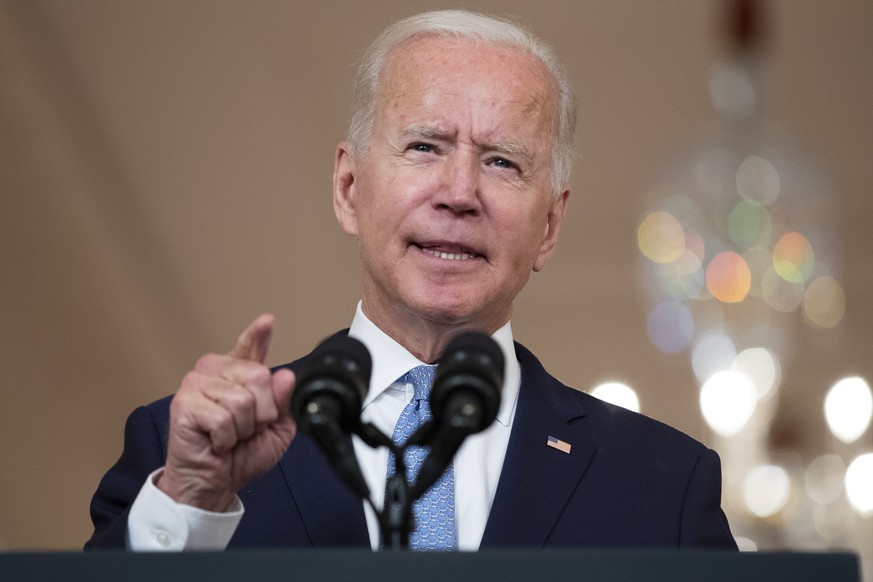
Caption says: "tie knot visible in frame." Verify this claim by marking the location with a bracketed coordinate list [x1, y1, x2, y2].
[400, 364, 436, 402]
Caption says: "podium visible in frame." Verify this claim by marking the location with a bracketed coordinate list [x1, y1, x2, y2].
[1, 549, 861, 582]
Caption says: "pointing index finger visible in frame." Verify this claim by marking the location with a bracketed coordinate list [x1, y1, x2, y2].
[227, 314, 275, 363]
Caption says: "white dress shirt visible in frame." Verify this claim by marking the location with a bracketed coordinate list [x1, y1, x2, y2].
[128, 302, 520, 551]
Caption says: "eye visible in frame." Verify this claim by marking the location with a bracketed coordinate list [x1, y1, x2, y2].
[409, 142, 435, 153]
[489, 157, 519, 171]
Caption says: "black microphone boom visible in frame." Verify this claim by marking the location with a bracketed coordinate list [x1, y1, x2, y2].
[410, 331, 504, 499]
[290, 334, 372, 499]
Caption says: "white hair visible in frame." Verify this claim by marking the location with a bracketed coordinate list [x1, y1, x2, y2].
[348, 10, 577, 195]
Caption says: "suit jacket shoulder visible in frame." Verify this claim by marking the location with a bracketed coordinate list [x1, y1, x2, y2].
[481, 342, 736, 549]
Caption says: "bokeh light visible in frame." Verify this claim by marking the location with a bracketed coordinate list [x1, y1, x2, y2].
[736, 154, 780, 206]
[709, 62, 756, 119]
[803, 276, 846, 329]
[762, 266, 805, 312]
[706, 251, 751, 303]
[655, 251, 706, 301]
[773, 231, 815, 283]
[824, 377, 873, 444]
[692, 331, 736, 383]
[728, 200, 772, 248]
[590, 382, 641, 413]
[647, 301, 695, 353]
[638, 211, 685, 264]
[683, 226, 706, 262]
[742, 465, 791, 518]
[804, 454, 846, 505]
[845, 453, 873, 516]
[700, 370, 757, 437]
[732, 347, 781, 400]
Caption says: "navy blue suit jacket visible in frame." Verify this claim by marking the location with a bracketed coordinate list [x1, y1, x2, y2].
[86, 340, 736, 549]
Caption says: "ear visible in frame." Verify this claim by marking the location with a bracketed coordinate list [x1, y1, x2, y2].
[533, 188, 569, 272]
[333, 141, 359, 236]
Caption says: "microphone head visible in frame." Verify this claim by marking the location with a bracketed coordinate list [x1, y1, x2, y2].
[430, 331, 504, 434]
[291, 334, 372, 432]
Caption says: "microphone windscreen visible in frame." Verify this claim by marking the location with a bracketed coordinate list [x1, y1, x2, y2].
[291, 333, 372, 431]
[431, 331, 504, 432]
[436, 331, 504, 385]
[309, 333, 373, 383]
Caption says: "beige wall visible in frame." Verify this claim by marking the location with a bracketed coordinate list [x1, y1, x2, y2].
[1, 0, 871, 550]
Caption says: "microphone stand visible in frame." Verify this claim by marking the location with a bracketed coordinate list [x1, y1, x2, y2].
[382, 456, 412, 550]
[327, 391, 494, 549]
[356, 423, 413, 550]
[355, 421, 448, 550]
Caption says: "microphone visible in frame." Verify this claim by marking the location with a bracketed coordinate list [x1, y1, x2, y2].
[291, 334, 372, 499]
[410, 331, 504, 499]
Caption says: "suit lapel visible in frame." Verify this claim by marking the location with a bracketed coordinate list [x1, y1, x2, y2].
[274, 345, 369, 548]
[278, 433, 370, 546]
[481, 343, 597, 547]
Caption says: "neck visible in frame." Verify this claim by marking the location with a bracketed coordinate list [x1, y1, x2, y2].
[360, 300, 509, 363]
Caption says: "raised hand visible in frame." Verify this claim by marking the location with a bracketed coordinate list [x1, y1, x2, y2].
[156, 314, 296, 511]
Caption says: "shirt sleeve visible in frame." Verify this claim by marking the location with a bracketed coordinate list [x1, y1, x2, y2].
[127, 468, 244, 551]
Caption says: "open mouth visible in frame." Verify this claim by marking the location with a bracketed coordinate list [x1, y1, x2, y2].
[414, 242, 484, 262]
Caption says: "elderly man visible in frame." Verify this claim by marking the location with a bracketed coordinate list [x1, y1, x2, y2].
[86, 10, 736, 551]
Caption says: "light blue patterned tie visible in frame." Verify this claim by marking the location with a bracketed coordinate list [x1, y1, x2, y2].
[388, 365, 456, 551]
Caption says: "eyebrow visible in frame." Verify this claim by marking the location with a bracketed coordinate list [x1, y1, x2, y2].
[399, 125, 452, 141]
[486, 141, 535, 168]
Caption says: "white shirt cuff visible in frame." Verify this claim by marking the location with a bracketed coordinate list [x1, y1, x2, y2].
[127, 468, 244, 551]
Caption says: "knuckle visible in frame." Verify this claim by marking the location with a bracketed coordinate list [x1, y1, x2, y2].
[195, 353, 219, 371]
[214, 405, 234, 427]
[203, 405, 234, 434]
[180, 370, 200, 389]
[249, 366, 272, 387]
[227, 386, 255, 410]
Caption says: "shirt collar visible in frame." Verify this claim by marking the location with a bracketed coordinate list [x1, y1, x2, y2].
[348, 301, 520, 427]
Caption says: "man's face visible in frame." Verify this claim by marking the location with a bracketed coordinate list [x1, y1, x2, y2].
[334, 36, 569, 336]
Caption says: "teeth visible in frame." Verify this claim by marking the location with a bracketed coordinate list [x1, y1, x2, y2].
[423, 248, 475, 260]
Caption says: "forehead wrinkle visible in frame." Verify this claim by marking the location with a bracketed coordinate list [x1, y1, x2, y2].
[399, 124, 457, 141]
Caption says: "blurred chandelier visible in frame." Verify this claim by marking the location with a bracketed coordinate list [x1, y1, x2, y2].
[637, 2, 845, 370]
[634, 0, 872, 555]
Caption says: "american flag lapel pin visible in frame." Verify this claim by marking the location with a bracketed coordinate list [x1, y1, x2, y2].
[547, 435, 572, 454]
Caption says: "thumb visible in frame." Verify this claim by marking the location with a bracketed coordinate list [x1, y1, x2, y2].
[227, 314, 274, 363]
[272, 368, 296, 423]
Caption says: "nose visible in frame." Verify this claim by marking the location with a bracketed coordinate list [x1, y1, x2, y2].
[432, 151, 482, 215]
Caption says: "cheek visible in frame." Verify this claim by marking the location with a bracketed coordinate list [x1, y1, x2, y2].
[502, 209, 550, 267]
[502, 202, 546, 240]
[354, 176, 386, 228]
[358, 168, 403, 217]
[356, 191, 408, 254]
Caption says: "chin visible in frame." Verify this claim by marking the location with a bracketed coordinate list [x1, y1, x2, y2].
[406, 292, 496, 330]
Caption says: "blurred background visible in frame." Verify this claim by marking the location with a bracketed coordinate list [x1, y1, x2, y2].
[1, 0, 870, 574]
